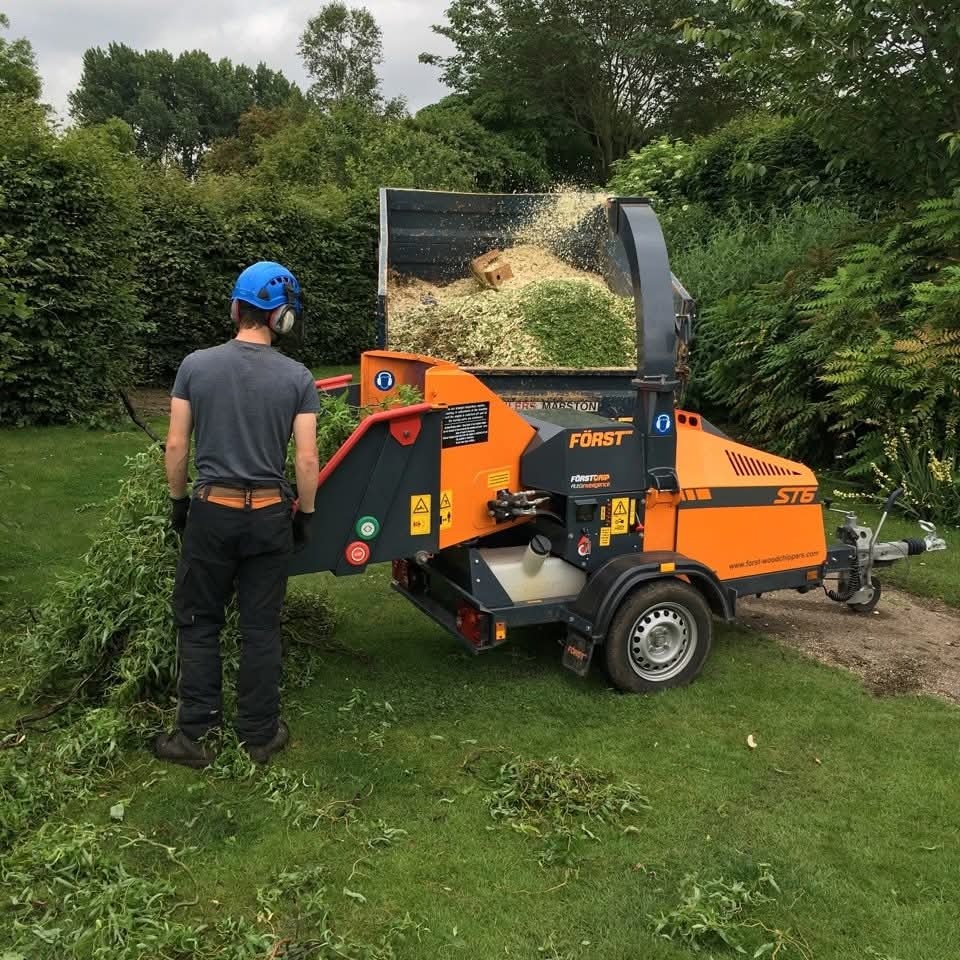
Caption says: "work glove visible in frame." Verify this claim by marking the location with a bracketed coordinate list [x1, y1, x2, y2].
[292, 509, 315, 553]
[170, 495, 191, 536]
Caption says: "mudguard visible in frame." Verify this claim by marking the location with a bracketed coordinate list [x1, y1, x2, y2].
[568, 552, 734, 642]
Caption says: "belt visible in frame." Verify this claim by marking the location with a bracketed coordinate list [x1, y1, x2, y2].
[196, 485, 284, 510]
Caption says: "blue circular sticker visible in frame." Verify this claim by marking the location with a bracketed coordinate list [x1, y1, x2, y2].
[374, 370, 395, 392]
[654, 413, 673, 435]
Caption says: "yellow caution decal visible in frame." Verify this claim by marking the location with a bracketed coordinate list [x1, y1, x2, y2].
[611, 497, 630, 535]
[439, 490, 453, 531]
[410, 494, 431, 536]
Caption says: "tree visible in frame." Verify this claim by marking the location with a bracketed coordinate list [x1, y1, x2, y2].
[414, 98, 551, 191]
[252, 99, 476, 194]
[299, 3, 384, 108]
[0, 12, 41, 100]
[69, 45, 301, 176]
[422, 0, 750, 178]
[203, 104, 308, 175]
[681, 0, 960, 195]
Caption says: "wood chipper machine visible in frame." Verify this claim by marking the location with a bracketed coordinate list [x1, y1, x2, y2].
[290, 189, 946, 692]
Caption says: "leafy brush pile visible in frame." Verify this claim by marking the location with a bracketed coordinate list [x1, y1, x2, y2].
[485, 754, 649, 827]
[465, 753, 651, 877]
[21, 384, 422, 708]
[18, 447, 184, 705]
[314, 383, 423, 466]
[652, 865, 810, 959]
[390, 278, 635, 368]
[1, 820, 420, 960]
[18, 446, 336, 708]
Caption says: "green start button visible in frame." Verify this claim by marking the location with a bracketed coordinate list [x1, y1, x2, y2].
[356, 516, 381, 540]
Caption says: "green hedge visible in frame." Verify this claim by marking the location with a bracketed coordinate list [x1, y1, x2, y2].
[136, 178, 377, 383]
[0, 101, 145, 426]
[135, 173, 237, 384]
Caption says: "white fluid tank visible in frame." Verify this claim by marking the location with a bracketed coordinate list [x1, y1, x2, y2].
[478, 536, 587, 603]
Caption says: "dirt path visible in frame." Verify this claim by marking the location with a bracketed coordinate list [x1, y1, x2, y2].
[740, 588, 960, 703]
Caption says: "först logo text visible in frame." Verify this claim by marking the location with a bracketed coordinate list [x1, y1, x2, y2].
[568, 430, 632, 449]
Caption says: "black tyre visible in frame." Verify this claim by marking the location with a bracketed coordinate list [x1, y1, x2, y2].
[847, 577, 881, 613]
[604, 579, 713, 693]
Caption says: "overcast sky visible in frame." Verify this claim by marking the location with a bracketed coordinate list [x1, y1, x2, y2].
[3, 0, 453, 121]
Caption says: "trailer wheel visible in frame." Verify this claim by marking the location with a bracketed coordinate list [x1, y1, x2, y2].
[605, 580, 712, 693]
[847, 577, 881, 613]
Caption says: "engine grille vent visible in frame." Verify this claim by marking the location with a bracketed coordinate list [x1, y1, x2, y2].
[725, 449, 801, 478]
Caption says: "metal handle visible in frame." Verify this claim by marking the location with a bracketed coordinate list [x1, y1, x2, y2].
[882, 487, 904, 515]
[869, 487, 904, 558]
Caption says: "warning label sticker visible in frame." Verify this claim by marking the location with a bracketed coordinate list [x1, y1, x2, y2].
[599, 527, 611, 547]
[410, 494, 432, 536]
[442, 402, 490, 448]
[440, 490, 453, 531]
[611, 497, 630, 535]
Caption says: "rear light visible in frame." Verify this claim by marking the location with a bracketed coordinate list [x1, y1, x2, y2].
[392, 559, 410, 589]
[456, 602, 488, 648]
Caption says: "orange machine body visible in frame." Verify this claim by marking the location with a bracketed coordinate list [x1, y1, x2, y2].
[360, 351, 536, 549]
[360, 352, 827, 586]
[644, 411, 827, 583]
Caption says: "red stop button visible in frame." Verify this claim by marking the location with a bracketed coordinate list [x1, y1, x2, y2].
[345, 540, 371, 566]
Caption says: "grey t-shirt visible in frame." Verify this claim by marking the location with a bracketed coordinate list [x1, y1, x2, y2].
[171, 340, 319, 493]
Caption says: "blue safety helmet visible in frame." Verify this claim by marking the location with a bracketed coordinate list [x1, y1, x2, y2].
[230, 261, 302, 335]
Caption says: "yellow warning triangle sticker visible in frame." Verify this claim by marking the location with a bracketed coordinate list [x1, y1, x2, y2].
[613, 501, 628, 515]
[413, 497, 430, 514]
[440, 493, 452, 509]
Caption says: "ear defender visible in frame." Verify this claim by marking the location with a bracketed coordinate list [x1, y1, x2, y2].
[267, 282, 299, 335]
[230, 299, 240, 325]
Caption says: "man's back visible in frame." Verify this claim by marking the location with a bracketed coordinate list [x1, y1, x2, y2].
[172, 340, 317, 490]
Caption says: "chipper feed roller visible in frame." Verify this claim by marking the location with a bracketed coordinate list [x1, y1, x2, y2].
[290, 194, 946, 692]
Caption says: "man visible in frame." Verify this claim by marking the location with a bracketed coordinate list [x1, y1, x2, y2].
[154, 261, 320, 769]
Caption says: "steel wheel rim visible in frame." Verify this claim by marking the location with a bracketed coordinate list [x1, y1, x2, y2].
[627, 601, 697, 681]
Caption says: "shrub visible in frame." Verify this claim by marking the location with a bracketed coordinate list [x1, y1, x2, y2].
[673, 201, 866, 307]
[818, 198, 960, 483]
[607, 136, 694, 204]
[611, 114, 887, 218]
[676, 201, 866, 420]
[139, 177, 378, 380]
[0, 101, 146, 425]
[694, 250, 850, 463]
[253, 99, 476, 194]
[692, 194, 960, 521]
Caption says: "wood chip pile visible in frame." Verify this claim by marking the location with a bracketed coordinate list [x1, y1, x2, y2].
[387, 194, 639, 369]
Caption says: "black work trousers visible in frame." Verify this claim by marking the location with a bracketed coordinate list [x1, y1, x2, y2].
[173, 497, 292, 745]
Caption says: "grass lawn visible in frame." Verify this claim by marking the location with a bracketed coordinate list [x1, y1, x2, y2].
[2, 422, 959, 959]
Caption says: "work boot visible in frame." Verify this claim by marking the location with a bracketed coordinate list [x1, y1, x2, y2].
[152, 729, 216, 770]
[243, 720, 290, 765]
